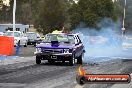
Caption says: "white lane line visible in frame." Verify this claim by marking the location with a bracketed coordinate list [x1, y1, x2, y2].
[0, 83, 26, 87]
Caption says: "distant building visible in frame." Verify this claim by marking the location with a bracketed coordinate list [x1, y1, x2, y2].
[0, 24, 29, 33]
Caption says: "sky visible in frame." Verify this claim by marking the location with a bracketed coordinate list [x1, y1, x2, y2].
[2, 0, 9, 6]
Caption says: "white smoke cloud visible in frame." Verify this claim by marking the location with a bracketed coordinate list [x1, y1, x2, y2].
[72, 18, 124, 62]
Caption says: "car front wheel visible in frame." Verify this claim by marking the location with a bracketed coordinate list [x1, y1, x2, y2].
[36, 55, 41, 64]
[77, 54, 83, 65]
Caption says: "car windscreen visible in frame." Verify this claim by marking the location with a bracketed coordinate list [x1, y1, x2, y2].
[26, 33, 37, 39]
[44, 34, 74, 44]
[4, 32, 20, 37]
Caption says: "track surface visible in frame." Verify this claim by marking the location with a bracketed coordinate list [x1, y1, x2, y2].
[0, 45, 131, 88]
[0, 61, 78, 88]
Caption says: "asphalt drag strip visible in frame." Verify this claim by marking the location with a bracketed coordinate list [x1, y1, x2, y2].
[78, 59, 132, 88]
[0, 57, 131, 88]
[0, 60, 78, 88]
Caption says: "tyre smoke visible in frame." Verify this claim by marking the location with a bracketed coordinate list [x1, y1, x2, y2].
[72, 18, 125, 62]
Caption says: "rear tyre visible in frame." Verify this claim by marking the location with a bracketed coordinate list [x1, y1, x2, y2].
[69, 55, 75, 66]
[77, 54, 83, 65]
[24, 43, 27, 47]
[34, 44, 36, 46]
[36, 55, 41, 64]
[34, 42, 37, 46]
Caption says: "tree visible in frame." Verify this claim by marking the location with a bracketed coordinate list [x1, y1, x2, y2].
[68, 3, 82, 28]
[35, 0, 68, 34]
[114, 0, 132, 31]
[0, 0, 10, 23]
[7, 0, 70, 33]
[0, 0, 3, 10]
[69, 0, 115, 29]
[9, 0, 33, 24]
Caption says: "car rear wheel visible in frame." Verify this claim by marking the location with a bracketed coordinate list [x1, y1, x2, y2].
[34, 44, 36, 46]
[77, 54, 83, 65]
[69, 55, 75, 66]
[24, 42, 27, 47]
[36, 56, 41, 64]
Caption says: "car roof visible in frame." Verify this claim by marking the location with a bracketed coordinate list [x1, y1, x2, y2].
[48, 33, 66, 35]
[6, 31, 21, 33]
[68, 33, 79, 36]
[48, 32, 79, 35]
[26, 32, 37, 33]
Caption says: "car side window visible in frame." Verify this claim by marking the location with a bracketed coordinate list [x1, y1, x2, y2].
[77, 35, 82, 44]
[67, 35, 75, 44]
[75, 36, 79, 44]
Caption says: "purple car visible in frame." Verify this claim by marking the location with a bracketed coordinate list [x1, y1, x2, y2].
[34, 33, 85, 66]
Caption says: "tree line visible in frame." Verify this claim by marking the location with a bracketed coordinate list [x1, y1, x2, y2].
[0, 0, 123, 34]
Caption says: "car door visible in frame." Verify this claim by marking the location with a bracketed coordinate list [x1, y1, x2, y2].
[20, 33, 26, 45]
[19, 33, 24, 45]
[23, 34, 28, 44]
[15, 32, 22, 45]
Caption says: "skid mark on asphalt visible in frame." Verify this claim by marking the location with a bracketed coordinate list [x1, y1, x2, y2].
[74, 84, 84, 88]
[0, 83, 26, 88]
[0, 63, 74, 84]
[25, 68, 77, 88]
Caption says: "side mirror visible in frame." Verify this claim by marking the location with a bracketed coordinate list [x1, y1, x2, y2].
[83, 50, 86, 53]
[75, 43, 79, 46]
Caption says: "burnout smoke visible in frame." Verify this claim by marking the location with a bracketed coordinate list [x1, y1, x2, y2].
[72, 18, 125, 62]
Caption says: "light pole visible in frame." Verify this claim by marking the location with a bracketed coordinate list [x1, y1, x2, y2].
[13, 0, 16, 36]
[122, 0, 126, 37]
